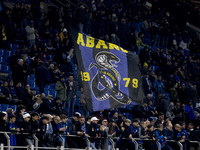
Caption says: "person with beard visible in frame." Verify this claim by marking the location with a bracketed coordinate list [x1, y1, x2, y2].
[75, 116, 89, 148]
[87, 117, 101, 149]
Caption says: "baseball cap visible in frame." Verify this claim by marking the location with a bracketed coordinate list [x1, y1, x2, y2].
[63, 28, 67, 32]
[23, 113, 30, 119]
[91, 117, 99, 122]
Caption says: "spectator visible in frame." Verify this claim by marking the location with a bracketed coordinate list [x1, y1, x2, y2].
[66, 74, 77, 117]
[187, 81, 198, 104]
[153, 75, 165, 98]
[87, 117, 101, 149]
[187, 122, 200, 150]
[0, 112, 9, 146]
[53, 97, 64, 116]
[75, 115, 88, 148]
[8, 115, 19, 147]
[155, 112, 165, 127]
[25, 21, 36, 51]
[55, 76, 67, 110]
[155, 124, 172, 150]
[30, 112, 40, 134]
[12, 59, 24, 86]
[35, 62, 48, 93]
[80, 88, 87, 117]
[146, 125, 156, 150]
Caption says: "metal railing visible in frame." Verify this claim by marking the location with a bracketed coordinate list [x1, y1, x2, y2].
[0, 132, 200, 150]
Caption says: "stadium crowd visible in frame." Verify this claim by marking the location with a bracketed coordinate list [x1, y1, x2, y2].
[0, 0, 200, 149]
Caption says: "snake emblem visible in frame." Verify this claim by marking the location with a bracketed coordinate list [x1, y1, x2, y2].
[89, 51, 131, 104]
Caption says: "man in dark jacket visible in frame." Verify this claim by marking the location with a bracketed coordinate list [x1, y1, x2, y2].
[75, 116, 88, 148]
[187, 81, 198, 104]
[30, 112, 40, 134]
[66, 74, 77, 117]
[39, 94, 55, 114]
[0, 112, 9, 146]
[87, 117, 101, 149]
[12, 59, 25, 86]
[35, 62, 48, 93]
[187, 122, 199, 150]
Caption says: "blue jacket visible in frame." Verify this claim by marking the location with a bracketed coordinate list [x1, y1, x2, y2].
[163, 127, 173, 140]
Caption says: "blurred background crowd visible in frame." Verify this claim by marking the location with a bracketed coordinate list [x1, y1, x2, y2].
[0, 0, 200, 149]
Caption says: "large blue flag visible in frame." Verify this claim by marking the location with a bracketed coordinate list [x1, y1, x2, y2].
[72, 29, 144, 112]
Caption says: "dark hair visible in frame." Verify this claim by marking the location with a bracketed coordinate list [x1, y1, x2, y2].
[41, 116, 49, 120]
[79, 116, 85, 119]
[60, 114, 68, 119]
[17, 105, 26, 113]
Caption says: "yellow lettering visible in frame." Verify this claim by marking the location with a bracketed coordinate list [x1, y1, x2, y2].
[109, 43, 120, 51]
[81, 71, 90, 81]
[120, 47, 128, 53]
[132, 78, 138, 88]
[123, 78, 130, 87]
[77, 33, 85, 46]
[96, 40, 108, 49]
[86, 36, 95, 48]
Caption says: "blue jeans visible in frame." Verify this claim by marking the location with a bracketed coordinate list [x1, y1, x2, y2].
[67, 93, 76, 117]
[90, 142, 97, 150]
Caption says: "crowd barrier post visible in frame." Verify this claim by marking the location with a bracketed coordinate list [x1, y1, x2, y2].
[85, 137, 91, 150]
[132, 139, 138, 150]
[177, 141, 183, 150]
[32, 134, 38, 150]
[1, 144, 3, 150]
[108, 137, 115, 150]
[31, 145, 34, 150]
[156, 141, 161, 150]
[4, 132, 10, 150]
[59, 134, 65, 148]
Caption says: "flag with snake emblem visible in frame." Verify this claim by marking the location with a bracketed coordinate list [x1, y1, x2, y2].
[71, 29, 145, 112]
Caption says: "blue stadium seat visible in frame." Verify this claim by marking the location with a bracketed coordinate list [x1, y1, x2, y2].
[0, 49, 4, 56]
[0, 57, 3, 63]
[44, 90, 48, 96]
[4, 50, 12, 57]
[165, 93, 170, 102]
[9, 105, 17, 112]
[29, 74, 35, 81]
[29, 80, 35, 89]
[49, 90, 57, 98]
[1, 104, 9, 111]
[50, 83, 56, 89]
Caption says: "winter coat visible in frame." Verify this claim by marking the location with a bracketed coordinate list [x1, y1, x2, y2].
[55, 80, 67, 101]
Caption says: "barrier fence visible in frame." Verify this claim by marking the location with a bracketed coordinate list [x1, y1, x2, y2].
[0, 132, 200, 150]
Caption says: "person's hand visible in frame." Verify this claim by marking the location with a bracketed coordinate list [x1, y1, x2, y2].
[37, 129, 40, 132]
[112, 132, 116, 136]
[85, 134, 89, 137]
[121, 127, 125, 131]
[67, 132, 70, 135]
[73, 95, 76, 99]
[77, 131, 84, 135]
[129, 134, 132, 139]
[16, 128, 20, 132]
[146, 135, 150, 138]
[164, 137, 167, 140]
[153, 137, 155, 141]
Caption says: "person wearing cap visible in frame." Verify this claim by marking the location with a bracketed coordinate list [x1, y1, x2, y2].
[59, 28, 68, 43]
[25, 20, 36, 51]
[55, 76, 67, 109]
[66, 74, 78, 117]
[87, 116, 101, 149]
[54, 97, 64, 116]
[21, 113, 34, 146]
